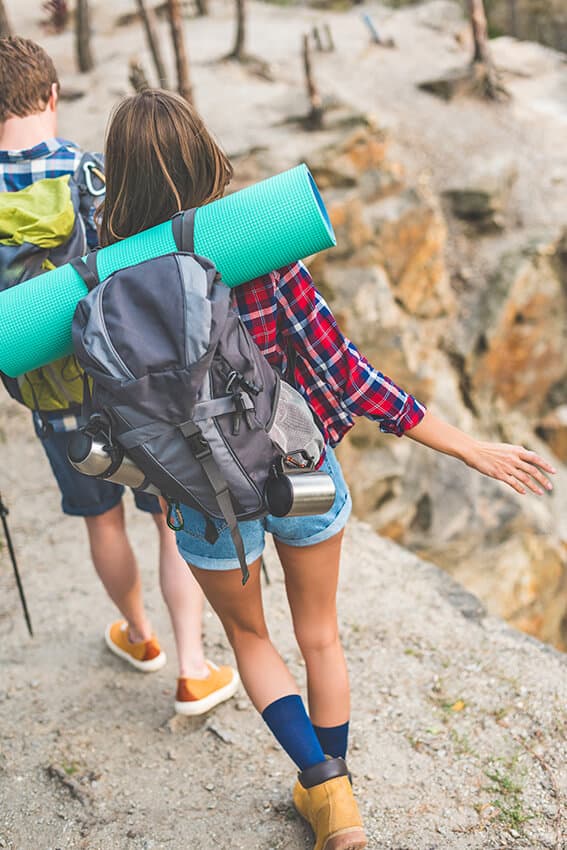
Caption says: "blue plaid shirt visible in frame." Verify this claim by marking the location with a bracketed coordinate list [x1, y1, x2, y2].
[0, 137, 100, 246]
[0, 138, 101, 430]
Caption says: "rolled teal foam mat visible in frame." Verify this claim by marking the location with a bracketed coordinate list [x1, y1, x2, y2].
[0, 164, 335, 377]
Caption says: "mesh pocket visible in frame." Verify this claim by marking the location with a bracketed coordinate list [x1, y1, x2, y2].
[267, 380, 324, 464]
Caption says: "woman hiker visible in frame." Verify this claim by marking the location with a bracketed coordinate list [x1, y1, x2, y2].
[97, 88, 555, 850]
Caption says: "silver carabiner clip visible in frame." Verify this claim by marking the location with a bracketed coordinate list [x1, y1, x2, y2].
[83, 161, 105, 197]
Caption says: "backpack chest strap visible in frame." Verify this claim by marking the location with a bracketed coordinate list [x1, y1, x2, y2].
[117, 396, 255, 451]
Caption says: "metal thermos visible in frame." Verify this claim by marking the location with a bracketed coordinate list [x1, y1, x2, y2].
[265, 470, 336, 518]
[67, 432, 160, 495]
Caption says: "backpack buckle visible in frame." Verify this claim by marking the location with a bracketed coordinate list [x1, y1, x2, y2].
[188, 433, 212, 461]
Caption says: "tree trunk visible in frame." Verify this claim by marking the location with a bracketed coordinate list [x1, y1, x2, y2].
[507, 0, 517, 37]
[135, 0, 169, 88]
[468, 0, 491, 65]
[76, 0, 94, 72]
[302, 33, 323, 130]
[312, 26, 323, 51]
[167, 0, 193, 103]
[195, 0, 208, 16]
[129, 58, 150, 92]
[231, 0, 246, 60]
[0, 0, 12, 36]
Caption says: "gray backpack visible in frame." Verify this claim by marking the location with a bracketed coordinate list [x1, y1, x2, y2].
[71, 242, 324, 583]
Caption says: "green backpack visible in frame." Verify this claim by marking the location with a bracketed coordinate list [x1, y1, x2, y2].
[0, 153, 104, 415]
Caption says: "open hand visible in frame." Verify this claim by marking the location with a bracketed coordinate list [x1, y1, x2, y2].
[465, 442, 556, 496]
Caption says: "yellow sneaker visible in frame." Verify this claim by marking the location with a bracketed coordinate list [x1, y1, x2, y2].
[174, 661, 240, 716]
[293, 758, 367, 850]
[104, 620, 167, 672]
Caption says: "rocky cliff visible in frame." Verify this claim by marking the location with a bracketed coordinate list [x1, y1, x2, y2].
[222, 0, 567, 652]
[299, 120, 567, 651]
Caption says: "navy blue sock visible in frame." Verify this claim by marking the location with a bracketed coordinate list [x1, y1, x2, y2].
[261, 694, 326, 770]
[313, 721, 349, 759]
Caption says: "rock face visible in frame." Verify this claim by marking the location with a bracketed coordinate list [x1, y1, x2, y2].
[442, 158, 518, 230]
[379, 0, 567, 52]
[305, 123, 567, 651]
[486, 0, 567, 53]
[536, 406, 567, 463]
[469, 234, 567, 418]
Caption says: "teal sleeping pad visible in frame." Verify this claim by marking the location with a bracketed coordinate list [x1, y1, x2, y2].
[0, 164, 335, 377]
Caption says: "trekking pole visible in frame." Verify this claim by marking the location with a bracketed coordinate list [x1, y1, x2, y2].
[0, 493, 33, 637]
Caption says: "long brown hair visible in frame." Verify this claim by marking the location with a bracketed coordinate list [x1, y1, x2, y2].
[98, 89, 233, 246]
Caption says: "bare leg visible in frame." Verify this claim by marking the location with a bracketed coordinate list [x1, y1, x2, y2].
[153, 511, 208, 678]
[276, 530, 349, 727]
[84, 501, 152, 642]
[187, 559, 298, 711]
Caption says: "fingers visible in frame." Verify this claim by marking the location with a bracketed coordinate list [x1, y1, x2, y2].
[518, 449, 557, 475]
[504, 472, 527, 496]
[516, 460, 553, 494]
[500, 447, 556, 496]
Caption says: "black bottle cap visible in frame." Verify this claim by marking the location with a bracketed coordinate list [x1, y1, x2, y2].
[67, 431, 93, 464]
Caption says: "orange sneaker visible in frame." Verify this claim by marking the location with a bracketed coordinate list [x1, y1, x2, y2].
[104, 620, 167, 672]
[174, 661, 240, 715]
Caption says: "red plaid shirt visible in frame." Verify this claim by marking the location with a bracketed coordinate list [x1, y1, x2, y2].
[232, 262, 426, 447]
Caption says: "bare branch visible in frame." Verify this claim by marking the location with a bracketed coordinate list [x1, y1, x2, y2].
[0, 0, 12, 36]
[129, 57, 150, 92]
[75, 0, 94, 72]
[135, 0, 169, 88]
[168, 0, 193, 102]
[302, 32, 324, 130]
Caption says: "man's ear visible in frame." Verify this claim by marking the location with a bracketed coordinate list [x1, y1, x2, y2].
[48, 82, 59, 112]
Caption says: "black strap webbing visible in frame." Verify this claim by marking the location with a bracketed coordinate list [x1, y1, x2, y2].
[70, 253, 100, 291]
[180, 421, 250, 585]
[171, 208, 196, 253]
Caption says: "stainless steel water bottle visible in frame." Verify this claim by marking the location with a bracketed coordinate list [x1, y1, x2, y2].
[67, 431, 160, 495]
[264, 470, 336, 517]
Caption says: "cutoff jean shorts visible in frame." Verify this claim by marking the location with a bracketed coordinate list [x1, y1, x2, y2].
[175, 446, 351, 571]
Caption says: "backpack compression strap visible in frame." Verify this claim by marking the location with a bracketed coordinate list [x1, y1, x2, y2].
[171, 208, 196, 253]
[69, 253, 100, 291]
[179, 420, 250, 586]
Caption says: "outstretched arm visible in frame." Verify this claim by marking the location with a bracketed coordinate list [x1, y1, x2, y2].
[406, 410, 556, 496]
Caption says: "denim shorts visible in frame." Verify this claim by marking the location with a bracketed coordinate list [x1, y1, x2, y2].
[33, 416, 161, 518]
[175, 446, 351, 571]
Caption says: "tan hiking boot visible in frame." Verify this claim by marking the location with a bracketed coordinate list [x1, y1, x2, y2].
[293, 757, 367, 850]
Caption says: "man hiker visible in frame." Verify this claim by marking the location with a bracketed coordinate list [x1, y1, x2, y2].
[0, 36, 238, 715]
